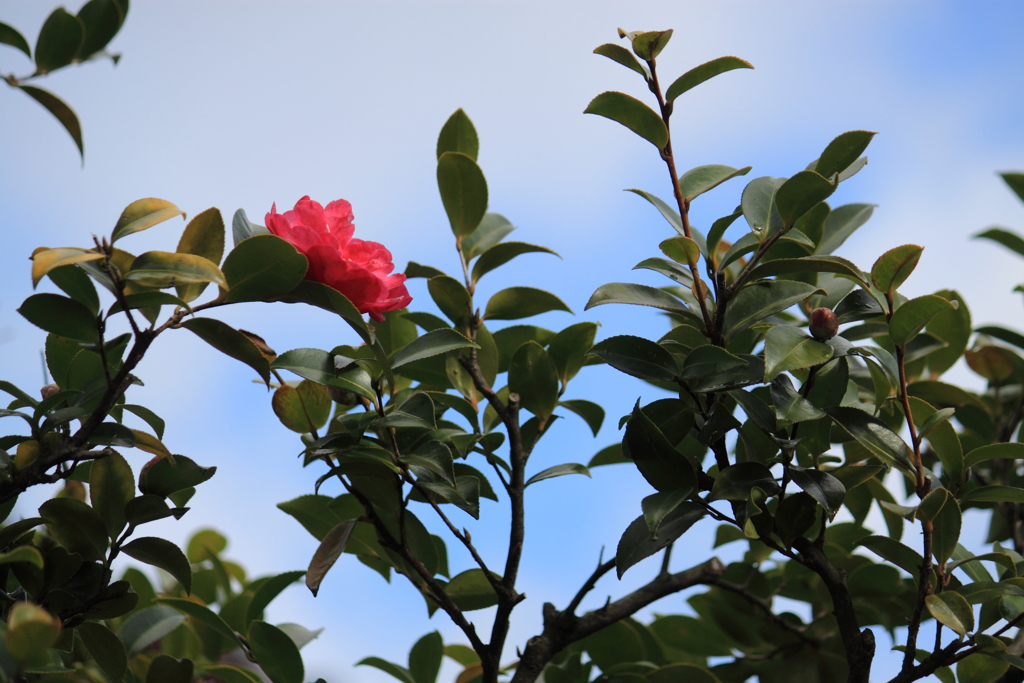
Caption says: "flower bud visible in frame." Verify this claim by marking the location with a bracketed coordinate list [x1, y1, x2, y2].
[809, 307, 839, 341]
[40, 384, 59, 400]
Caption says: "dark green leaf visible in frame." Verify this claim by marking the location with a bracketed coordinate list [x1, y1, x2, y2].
[741, 176, 785, 239]
[770, 374, 825, 424]
[548, 322, 598, 384]
[870, 244, 923, 294]
[615, 504, 705, 577]
[34, 8, 83, 72]
[678, 164, 752, 202]
[816, 204, 876, 256]
[39, 498, 108, 561]
[960, 486, 1024, 505]
[723, 280, 821, 340]
[119, 605, 185, 656]
[222, 234, 307, 303]
[306, 520, 356, 597]
[18, 293, 98, 343]
[278, 279, 373, 346]
[436, 109, 479, 161]
[126, 250, 226, 290]
[18, 85, 83, 160]
[665, 56, 753, 102]
[584, 91, 667, 148]
[271, 348, 372, 400]
[0, 22, 31, 59]
[593, 43, 647, 78]
[590, 335, 679, 382]
[508, 341, 559, 419]
[357, 658, 414, 683]
[775, 171, 836, 229]
[484, 287, 571, 321]
[889, 295, 957, 347]
[139, 455, 216, 498]
[589, 444, 628, 467]
[122, 537, 192, 594]
[427, 275, 472, 325]
[78, 622, 127, 683]
[641, 488, 691, 537]
[679, 345, 746, 381]
[763, 325, 834, 380]
[964, 443, 1024, 468]
[392, 329, 478, 368]
[409, 631, 443, 683]
[471, 242, 558, 284]
[525, 463, 591, 487]
[231, 208, 269, 246]
[558, 400, 604, 436]
[146, 656, 193, 683]
[710, 462, 780, 500]
[156, 597, 238, 642]
[746, 254, 865, 286]
[75, 0, 125, 59]
[825, 406, 913, 474]
[625, 401, 696, 492]
[789, 468, 845, 512]
[48, 263, 100, 313]
[249, 621, 304, 683]
[462, 213, 515, 259]
[437, 152, 488, 239]
[446, 569, 499, 611]
[585, 282, 688, 315]
[180, 318, 270, 385]
[814, 131, 876, 180]
[974, 227, 1024, 259]
[90, 451, 134, 538]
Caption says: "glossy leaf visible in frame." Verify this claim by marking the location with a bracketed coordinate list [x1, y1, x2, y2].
[964, 443, 1024, 468]
[75, 0, 126, 59]
[584, 91, 668, 148]
[625, 401, 696, 493]
[870, 244, 923, 294]
[437, 109, 479, 160]
[889, 294, 957, 347]
[174, 208, 225, 301]
[710, 462, 780, 500]
[960, 486, 1024, 505]
[558, 399, 605, 436]
[741, 176, 785, 239]
[272, 381, 331, 433]
[357, 658, 414, 683]
[763, 325, 834, 381]
[232, 208, 269, 246]
[122, 537, 192, 594]
[246, 570, 307, 625]
[90, 451, 134, 538]
[775, 170, 836, 229]
[508, 341, 559, 419]
[660, 236, 701, 266]
[427, 275, 472, 325]
[249, 621, 304, 683]
[181, 318, 271, 385]
[18, 293, 98, 343]
[926, 289, 971, 376]
[139, 455, 216, 498]
[816, 204, 876, 256]
[974, 227, 1024, 258]
[926, 592, 973, 638]
[641, 488, 690, 537]
[156, 597, 238, 642]
[909, 397, 963, 485]
[665, 56, 753, 102]
[471, 242, 558, 284]
[0, 22, 30, 59]
[548, 322, 598, 383]
[825, 406, 913, 474]
[770, 374, 825, 424]
[437, 152, 488, 239]
[678, 164, 752, 202]
[790, 467, 845, 512]
[19, 85, 84, 160]
[120, 605, 185, 656]
[126, 250, 227, 290]
[590, 335, 679, 382]
[723, 280, 820, 339]
[616, 504, 705, 577]
[679, 345, 747, 381]
[484, 287, 572, 321]
[814, 130, 876, 180]
[112, 198, 185, 242]
[34, 8, 83, 72]
[78, 622, 127, 683]
[40, 498, 108, 561]
[222, 234, 307, 303]
[525, 463, 591, 487]
[30, 247, 104, 287]
[585, 282, 688, 315]
[392, 329, 478, 368]
[462, 213, 515, 259]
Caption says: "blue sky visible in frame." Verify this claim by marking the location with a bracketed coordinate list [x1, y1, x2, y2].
[3, 2, 1024, 681]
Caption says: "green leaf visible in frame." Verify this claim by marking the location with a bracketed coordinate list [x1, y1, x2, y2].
[615, 505, 705, 578]
[409, 631, 443, 683]
[960, 486, 1024, 505]
[889, 295, 957, 347]
[48, 262, 100, 313]
[273, 348, 374, 400]
[589, 443, 628, 467]
[814, 130, 876, 180]
[629, 29, 673, 60]
[249, 621, 304, 683]
[222, 234, 308, 303]
[926, 592, 974, 638]
[198, 665, 264, 683]
[119, 605, 185, 657]
[678, 164, 752, 202]
[306, 520, 356, 597]
[175, 208, 225, 302]
[763, 325, 834, 381]
[723, 280, 821, 340]
[920, 488, 961, 565]
[665, 56, 753, 102]
[78, 622, 127, 683]
[633, 257, 693, 285]
[870, 244, 923, 294]
[825, 406, 913, 474]
[108, 291, 191, 316]
[974, 227, 1024, 259]
[584, 91, 668, 149]
[122, 537, 192, 594]
[180, 318, 271, 385]
[272, 381, 331, 433]
[525, 463, 591, 487]
[660, 236, 701, 267]
[39, 498, 108, 561]
[626, 189, 698, 244]
[139, 455, 216, 498]
[593, 43, 647, 78]
[427, 275, 472, 325]
[548, 322, 599, 384]
[908, 397, 963, 485]
[30, 247, 104, 288]
[34, 8, 83, 72]
[0, 546, 42, 568]
[959, 653, 1010, 683]
[19, 85, 84, 160]
[484, 287, 572, 321]
[126, 251, 227, 289]
[816, 203, 876, 255]
[471, 242, 558, 284]
[770, 374, 826, 424]
[437, 152, 488, 239]
[508, 341, 559, 419]
[231, 208, 269, 246]
[857, 534, 927, 578]
[156, 597, 238, 642]
[462, 213, 515, 259]
[741, 176, 785, 239]
[747, 255, 866, 286]
[281, 280, 373, 344]
[0, 22, 31, 59]
[590, 335, 679, 382]
[926, 290, 971, 376]
[446, 569, 499, 611]
[775, 171, 836, 229]
[710, 462, 780, 500]
[436, 109, 479, 161]
[585, 282, 688, 315]
[790, 468, 845, 512]
[558, 399, 605, 436]
[964, 443, 1024, 468]
[75, 0, 126, 60]
[392, 329, 478, 368]
[277, 495, 338, 542]
[625, 401, 696, 493]
[18, 293, 98, 343]
[90, 451, 134, 538]
[641, 488, 690, 537]
[246, 570, 307, 625]
[358, 658, 414, 683]
[679, 345, 746, 381]
[112, 198, 185, 242]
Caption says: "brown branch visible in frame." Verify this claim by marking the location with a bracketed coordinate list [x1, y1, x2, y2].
[510, 558, 726, 683]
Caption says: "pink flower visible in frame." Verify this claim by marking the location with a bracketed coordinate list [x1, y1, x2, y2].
[266, 196, 412, 322]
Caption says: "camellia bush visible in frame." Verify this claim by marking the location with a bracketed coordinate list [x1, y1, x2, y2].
[10, 19, 1024, 683]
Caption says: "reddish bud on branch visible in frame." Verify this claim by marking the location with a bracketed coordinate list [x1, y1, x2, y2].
[809, 307, 838, 341]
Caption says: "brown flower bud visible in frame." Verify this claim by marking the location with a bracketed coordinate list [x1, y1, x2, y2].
[40, 383, 59, 400]
[809, 307, 839, 341]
